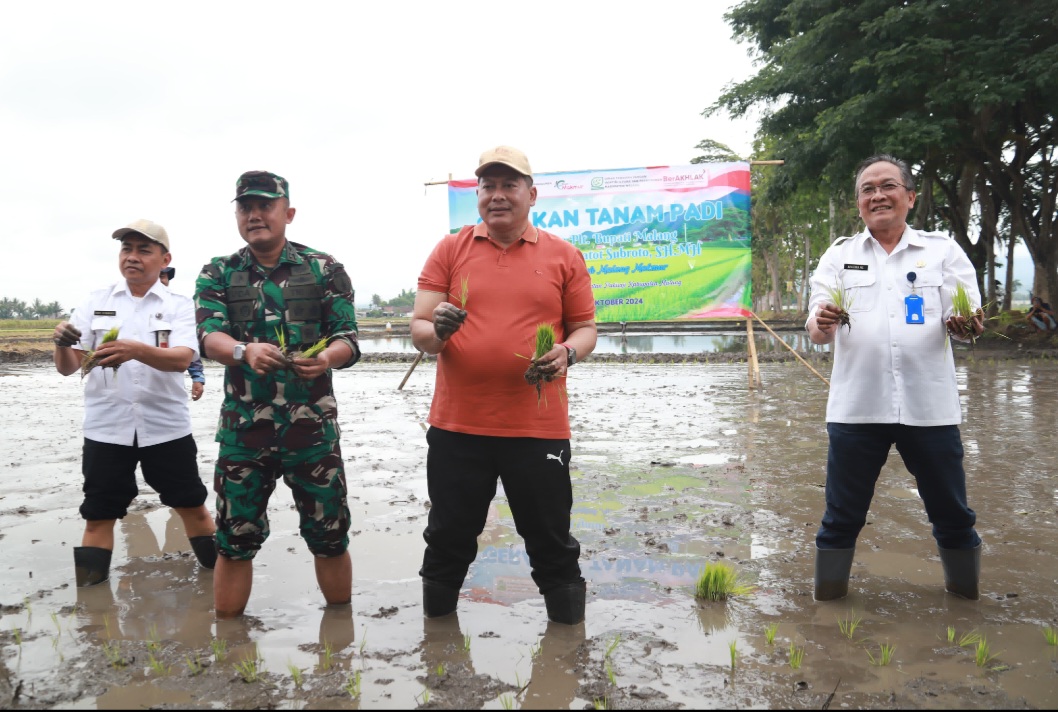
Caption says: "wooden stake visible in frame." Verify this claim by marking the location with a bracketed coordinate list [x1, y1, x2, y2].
[749, 311, 830, 387]
[746, 318, 762, 389]
[398, 351, 424, 390]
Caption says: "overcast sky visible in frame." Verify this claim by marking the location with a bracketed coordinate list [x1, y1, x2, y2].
[0, 1, 765, 310]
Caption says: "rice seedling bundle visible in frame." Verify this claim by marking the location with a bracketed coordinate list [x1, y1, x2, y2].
[824, 278, 854, 332]
[694, 561, 756, 602]
[80, 327, 120, 380]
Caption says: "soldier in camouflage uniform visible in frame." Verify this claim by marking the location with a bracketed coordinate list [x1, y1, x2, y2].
[195, 171, 361, 618]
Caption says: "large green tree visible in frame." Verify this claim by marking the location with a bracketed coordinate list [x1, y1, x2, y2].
[709, 0, 1058, 302]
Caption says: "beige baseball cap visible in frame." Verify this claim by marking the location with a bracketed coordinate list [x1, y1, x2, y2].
[112, 219, 170, 251]
[475, 145, 532, 177]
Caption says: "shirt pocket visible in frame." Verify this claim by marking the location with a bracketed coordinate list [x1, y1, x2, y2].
[915, 270, 944, 315]
[149, 317, 173, 348]
[841, 270, 877, 313]
[89, 316, 122, 349]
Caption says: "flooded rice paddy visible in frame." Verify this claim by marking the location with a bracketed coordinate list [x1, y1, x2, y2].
[0, 356, 1056, 709]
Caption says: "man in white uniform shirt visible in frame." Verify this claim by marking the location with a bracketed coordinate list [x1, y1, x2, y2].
[53, 220, 216, 587]
[807, 155, 984, 601]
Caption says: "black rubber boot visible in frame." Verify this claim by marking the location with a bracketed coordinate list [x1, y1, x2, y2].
[814, 546, 855, 601]
[939, 544, 980, 600]
[189, 535, 218, 570]
[74, 546, 112, 587]
[422, 579, 460, 618]
[543, 581, 586, 625]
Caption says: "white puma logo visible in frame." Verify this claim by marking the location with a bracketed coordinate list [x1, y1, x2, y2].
[546, 450, 565, 466]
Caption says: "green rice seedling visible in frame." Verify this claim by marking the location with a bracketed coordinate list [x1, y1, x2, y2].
[358, 629, 368, 657]
[417, 688, 431, 705]
[450, 274, 470, 309]
[147, 624, 162, 654]
[343, 670, 362, 699]
[867, 642, 895, 666]
[319, 638, 335, 671]
[81, 326, 121, 380]
[463, 631, 472, 652]
[13, 628, 21, 648]
[838, 610, 862, 640]
[694, 561, 755, 602]
[605, 633, 621, 658]
[949, 282, 979, 340]
[593, 696, 609, 710]
[1043, 626, 1058, 646]
[50, 612, 61, 636]
[102, 640, 126, 669]
[103, 614, 113, 640]
[288, 661, 304, 688]
[974, 638, 1000, 668]
[147, 651, 171, 676]
[529, 640, 542, 660]
[729, 639, 738, 669]
[947, 625, 956, 644]
[788, 642, 805, 670]
[186, 655, 203, 677]
[297, 337, 330, 359]
[23, 597, 32, 624]
[500, 693, 514, 710]
[520, 323, 563, 404]
[210, 637, 228, 662]
[234, 652, 260, 683]
[605, 659, 617, 685]
[436, 662, 446, 677]
[824, 277, 854, 331]
[958, 629, 983, 648]
[764, 623, 779, 646]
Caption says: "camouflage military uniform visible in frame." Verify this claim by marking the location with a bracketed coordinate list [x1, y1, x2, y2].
[195, 241, 359, 560]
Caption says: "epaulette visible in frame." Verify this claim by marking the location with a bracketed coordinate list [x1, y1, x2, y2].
[832, 235, 854, 246]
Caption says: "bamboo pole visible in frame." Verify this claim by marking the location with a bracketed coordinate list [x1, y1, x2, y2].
[748, 311, 830, 387]
[746, 318, 761, 389]
[398, 351, 424, 390]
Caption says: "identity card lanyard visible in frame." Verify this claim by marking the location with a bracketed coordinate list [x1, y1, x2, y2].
[905, 271, 924, 324]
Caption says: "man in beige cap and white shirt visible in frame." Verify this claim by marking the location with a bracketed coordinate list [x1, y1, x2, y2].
[53, 220, 217, 588]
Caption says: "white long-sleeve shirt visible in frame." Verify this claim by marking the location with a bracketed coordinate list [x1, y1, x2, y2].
[69, 280, 198, 446]
[807, 225, 980, 426]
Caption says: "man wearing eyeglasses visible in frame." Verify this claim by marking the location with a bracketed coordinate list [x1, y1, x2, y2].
[806, 154, 984, 602]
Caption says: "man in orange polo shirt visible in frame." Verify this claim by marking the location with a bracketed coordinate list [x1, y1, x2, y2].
[411, 146, 598, 625]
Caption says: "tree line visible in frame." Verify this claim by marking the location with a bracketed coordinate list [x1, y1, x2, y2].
[0, 297, 66, 320]
[701, 0, 1058, 314]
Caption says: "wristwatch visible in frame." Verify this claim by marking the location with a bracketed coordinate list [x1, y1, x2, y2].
[562, 343, 577, 367]
[232, 343, 247, 362]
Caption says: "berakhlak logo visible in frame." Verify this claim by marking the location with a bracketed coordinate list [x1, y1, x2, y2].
[591, 177, 604, 190]
[555, 180, 566, 189]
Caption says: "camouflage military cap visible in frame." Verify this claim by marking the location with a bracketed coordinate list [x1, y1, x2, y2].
[234, 171, 290, 202]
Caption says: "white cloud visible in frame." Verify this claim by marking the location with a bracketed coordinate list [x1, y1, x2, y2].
[0, 0, 758, 310]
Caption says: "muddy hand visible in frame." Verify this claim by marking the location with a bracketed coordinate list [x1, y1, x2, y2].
[534, 344, 568, 380]
[292, 352, 331, 380]
[815, 303, 842, 334]
[245, 342, 288, 375]
[433, 302, 467, 341]
[53, 321, 82, 348]
[93, 339, 142, 368]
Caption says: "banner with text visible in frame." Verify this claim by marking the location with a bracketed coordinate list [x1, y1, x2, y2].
[448, 162, 751, 321]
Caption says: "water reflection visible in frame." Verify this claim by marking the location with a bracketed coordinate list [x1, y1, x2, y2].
[359, 332, 829, 355]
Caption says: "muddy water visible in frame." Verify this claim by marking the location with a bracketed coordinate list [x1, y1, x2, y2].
[1, 359, 1056, 709]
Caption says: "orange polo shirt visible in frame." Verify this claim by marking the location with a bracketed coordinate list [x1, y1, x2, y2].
[418, 222, 595, 438]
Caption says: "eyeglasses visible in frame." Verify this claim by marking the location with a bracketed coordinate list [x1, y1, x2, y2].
[858, 182, 909, 197]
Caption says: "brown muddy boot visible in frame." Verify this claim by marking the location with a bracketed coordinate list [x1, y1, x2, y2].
[189, 535, 218, 570]
[543, 581, 586, 625]
[814, 546, 855, 601]
[422, 579, 460, 618]
[939, 544, 980, 600]
[74, 546, 112, 587]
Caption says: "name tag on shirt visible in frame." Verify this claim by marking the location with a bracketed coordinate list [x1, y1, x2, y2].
[844, 264, 868, 271]
[94, 310, 117, 316]
[905, 294, 925, 324]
